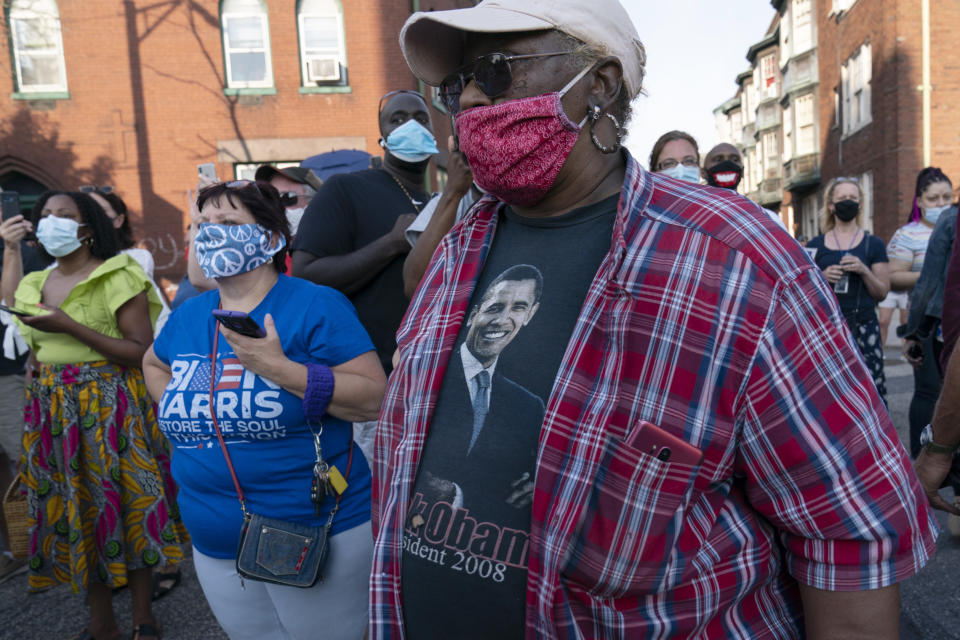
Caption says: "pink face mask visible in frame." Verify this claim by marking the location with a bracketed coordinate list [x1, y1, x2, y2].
[455, 66, 592, 208]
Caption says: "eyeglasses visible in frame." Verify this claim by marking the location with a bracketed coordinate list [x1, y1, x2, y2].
[79, 185, 114, 194]
[657, 158, 699, 170]
[835, 177, 860, 184]
[277, 191, 311, 208]
[439, 51, 572, 114]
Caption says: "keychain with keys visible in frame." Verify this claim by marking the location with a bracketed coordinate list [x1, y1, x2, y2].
[309, 430, 348, 514]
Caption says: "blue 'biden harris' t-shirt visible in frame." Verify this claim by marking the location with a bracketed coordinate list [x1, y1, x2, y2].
[152, 274, 375, 558]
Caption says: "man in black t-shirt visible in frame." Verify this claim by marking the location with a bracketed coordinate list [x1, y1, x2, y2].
[291, 90, 438, 375]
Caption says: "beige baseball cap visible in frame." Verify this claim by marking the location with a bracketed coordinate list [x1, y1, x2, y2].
[400, 0, 646, 99]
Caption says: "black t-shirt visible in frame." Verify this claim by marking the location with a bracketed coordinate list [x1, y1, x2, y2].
[806, 232, 887, 323]
[0, 241, 51, 376]
[401, 194, 618, 639]
[292, 168, 428, 373]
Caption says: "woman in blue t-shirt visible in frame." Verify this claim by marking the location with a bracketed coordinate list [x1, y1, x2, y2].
[142, 181, 385, 640]
[806, 177, 890, 400]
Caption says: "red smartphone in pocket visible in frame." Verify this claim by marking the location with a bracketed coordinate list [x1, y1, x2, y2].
[624, 420, 703, 466]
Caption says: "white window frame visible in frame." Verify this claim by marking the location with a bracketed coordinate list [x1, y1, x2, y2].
[830, 0, 857, 16]
[783, 103, 793, 162]
[8, 0, 68, 93]
[234, 161, 299, 181]
[298, 0, 348, 87]
[222, 3, 274, 89]
[792, 0, 813, 53]
[763, 131, 779, 177]
[760, 54, 778, 99]
[859, 171, 874, 232]
[841, 42, 872, 136]
[795, 93, 816, 155]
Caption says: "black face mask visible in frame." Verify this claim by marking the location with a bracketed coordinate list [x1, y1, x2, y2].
[706, 160, 743, 190]
[833, 199, 860, 222]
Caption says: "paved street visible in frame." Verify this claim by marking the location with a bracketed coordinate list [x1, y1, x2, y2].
[0, 347, 957, 639]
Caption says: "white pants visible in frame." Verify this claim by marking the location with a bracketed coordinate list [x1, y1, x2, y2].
[193, 521, 372, 640]
[353, 420, 377, 465]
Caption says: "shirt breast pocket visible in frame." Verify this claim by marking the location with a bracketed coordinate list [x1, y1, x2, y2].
[560, 437, 701, 599]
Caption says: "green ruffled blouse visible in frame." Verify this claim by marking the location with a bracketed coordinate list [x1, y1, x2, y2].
[14, 253, 161, 365]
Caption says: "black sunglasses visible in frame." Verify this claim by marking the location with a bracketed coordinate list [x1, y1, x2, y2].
[439, 51, 571, 114]
[277, 191, 310, 208]
[79, 185, 114, 195]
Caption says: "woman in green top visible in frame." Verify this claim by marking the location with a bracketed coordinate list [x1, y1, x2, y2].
[1, 191, 185, 640]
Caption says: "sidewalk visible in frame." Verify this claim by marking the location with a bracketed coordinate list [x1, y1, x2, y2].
[0, 549, 226, 639]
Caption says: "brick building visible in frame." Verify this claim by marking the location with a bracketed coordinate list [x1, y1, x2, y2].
[715, 0, 960, 242]
[0, 0, 468, 289]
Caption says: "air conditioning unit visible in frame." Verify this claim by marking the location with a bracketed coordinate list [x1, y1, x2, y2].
[307, 56, 340, 83]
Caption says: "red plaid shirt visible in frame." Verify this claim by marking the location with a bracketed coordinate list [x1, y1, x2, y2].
[371, 157, 937, 639]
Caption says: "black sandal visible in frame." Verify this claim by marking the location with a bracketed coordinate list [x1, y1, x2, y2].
[150, 567, 181, 601]
[131, 622, 161, 640]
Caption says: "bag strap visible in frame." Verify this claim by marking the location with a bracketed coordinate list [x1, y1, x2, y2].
[209, 323, 353, 518]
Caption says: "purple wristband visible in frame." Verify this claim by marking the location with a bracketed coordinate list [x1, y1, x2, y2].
[302, 363, 335, 420]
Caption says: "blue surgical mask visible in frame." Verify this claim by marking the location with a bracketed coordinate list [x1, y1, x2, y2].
[194, 223, 285, 279]
[382, 120, 439, 163]
[924, 205, 950, 225]
[36, 216, 86, 257]
[660, 164, 701, 183]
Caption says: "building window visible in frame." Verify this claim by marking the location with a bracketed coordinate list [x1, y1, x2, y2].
[783, 103, 793, 162]
[234, 161, 299, 181]
[841, 42, 871, 135]
[7, 0, 68, 93]
[795, 93, 816, 155]
[221, 0, 273, 89]
[298, 0, 348, 87]
[760, 54, 778, 99]
[763, 131, 779, 177]
[831, 0, 857, 15]
[859, 171, 874, 232]
[741, 83, 752, 121]
[793, 0, 812, 53]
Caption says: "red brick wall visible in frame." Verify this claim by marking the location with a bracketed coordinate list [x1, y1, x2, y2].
[0, 1, 446, 287]
[817, 0, 960, 242]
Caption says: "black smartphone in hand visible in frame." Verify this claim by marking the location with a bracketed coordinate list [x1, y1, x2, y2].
[0, 304, 37, 317]
[1, 192, 20, 221]
[212, 309, 266, 338]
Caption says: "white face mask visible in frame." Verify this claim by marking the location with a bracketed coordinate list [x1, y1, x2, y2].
[36, 216, 86, 257]
[924, 205, 950, 226]
[285, 207, 305, 235]
[660, 164, 701, 184]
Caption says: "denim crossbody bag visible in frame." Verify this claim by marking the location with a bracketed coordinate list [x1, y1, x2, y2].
[208, 323, 351, 588]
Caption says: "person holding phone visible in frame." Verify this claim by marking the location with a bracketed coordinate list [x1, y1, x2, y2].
[141, 180, 385, 640]
[5, 190, 185, 640]
[0, 198, 50, 583]
[806, 177, 890, 400]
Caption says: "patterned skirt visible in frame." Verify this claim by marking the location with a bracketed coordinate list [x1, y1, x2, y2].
[20, 361, 188, 593]
[845, 314, 887, 402]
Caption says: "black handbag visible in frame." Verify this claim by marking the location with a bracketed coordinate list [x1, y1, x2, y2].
[208, 323, 351, 587]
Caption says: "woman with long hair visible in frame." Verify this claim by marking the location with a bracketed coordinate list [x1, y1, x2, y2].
[896, 167, 954, 454]
[806, 177, 890, 400]
[2, 190, 186, 640]
[80, 187, 171, 334]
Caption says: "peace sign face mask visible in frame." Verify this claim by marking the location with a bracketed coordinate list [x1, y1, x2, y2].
[194, 222, 286, 279]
